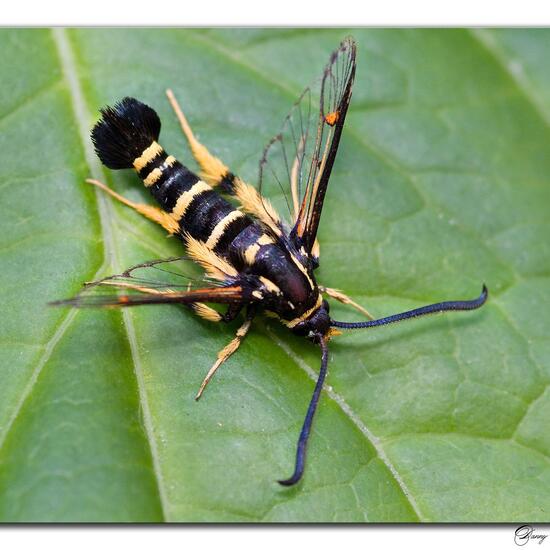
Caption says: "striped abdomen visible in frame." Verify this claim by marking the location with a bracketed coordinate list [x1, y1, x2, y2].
[90, 96, 317, 321]
[135, 140, 315, 310]
[134, 141, 253, 256]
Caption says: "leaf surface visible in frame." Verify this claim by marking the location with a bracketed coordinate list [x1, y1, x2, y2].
[0, 28, 549, 522]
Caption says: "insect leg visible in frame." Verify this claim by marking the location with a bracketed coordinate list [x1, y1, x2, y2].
[311, 239, 320, 265]
[86, 178, 179, 234]
[195, 308, 255, 401]
[191, 301, 242, 323]
[319, 286, 374, 319]
[289, 139, 302, 221]
[166, 89, 284, 236]
[192, 303, 226, 323]
[166, 89, 230, 187]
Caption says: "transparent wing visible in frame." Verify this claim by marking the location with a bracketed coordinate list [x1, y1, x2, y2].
[52, 285, 246, 308]
[84, 257, 216, 294]
[51, 257, 247, 308]
[257, 37, 357, 254]
[258, 87, 314, 232]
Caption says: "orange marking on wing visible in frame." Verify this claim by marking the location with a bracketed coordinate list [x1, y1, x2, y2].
[324, 111, 340, 126]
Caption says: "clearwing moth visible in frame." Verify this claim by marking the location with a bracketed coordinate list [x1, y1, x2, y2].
[53, 37, 488, 486]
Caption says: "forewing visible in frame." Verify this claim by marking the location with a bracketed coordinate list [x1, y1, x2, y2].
[51, 257, 249, 308]
[52, 285, 246, 308]
[258, 87, 314, 232]
[258, 37, 356, 255]
[294, 37, 356, 253]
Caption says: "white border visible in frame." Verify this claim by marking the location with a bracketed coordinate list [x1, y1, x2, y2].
[2, 0, 550, 25]
[0, 525, 529, 550]
[1, 5, 547, 547]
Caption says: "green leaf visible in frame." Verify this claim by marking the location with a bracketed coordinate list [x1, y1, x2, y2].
[1, 28, 549, 522]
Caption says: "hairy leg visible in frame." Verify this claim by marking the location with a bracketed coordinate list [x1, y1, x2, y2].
[87, 178, 179, 234]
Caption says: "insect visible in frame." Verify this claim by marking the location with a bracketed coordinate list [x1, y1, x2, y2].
[54, 37, 488, 486]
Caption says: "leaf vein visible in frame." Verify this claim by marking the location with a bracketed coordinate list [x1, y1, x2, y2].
[51, 27, 170, 521]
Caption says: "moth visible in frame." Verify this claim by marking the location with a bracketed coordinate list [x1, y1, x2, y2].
[55, 37, 487, 486]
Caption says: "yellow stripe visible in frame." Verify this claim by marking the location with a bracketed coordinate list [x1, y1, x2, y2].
[143, 155, 177, 187]
[171, 180, 212, 221]
[244, 243, 260, 265]
[243, 233, 274, 265]
[133, 141, 163, 171]
[143, 155, 176, 187]
[205, 210, 245, 249]
[283, 295, 322, 328]
[143, 167, 162, 187]
[257, 234, 274, 246]
[259, 276, 281, 295]
[290, 253, 314, 289]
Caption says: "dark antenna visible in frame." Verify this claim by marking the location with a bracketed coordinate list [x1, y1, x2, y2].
[331, 285, 488, 330]
[278, 336, 329, 486]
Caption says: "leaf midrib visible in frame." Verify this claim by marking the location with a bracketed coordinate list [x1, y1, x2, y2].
[50, 28, 169, 520]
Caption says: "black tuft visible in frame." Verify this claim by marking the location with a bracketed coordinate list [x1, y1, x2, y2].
[91, 97, 161, 169]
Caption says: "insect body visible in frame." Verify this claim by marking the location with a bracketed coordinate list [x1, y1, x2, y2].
[55, 37, 488, 486]
[92, 97, 322, 333]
